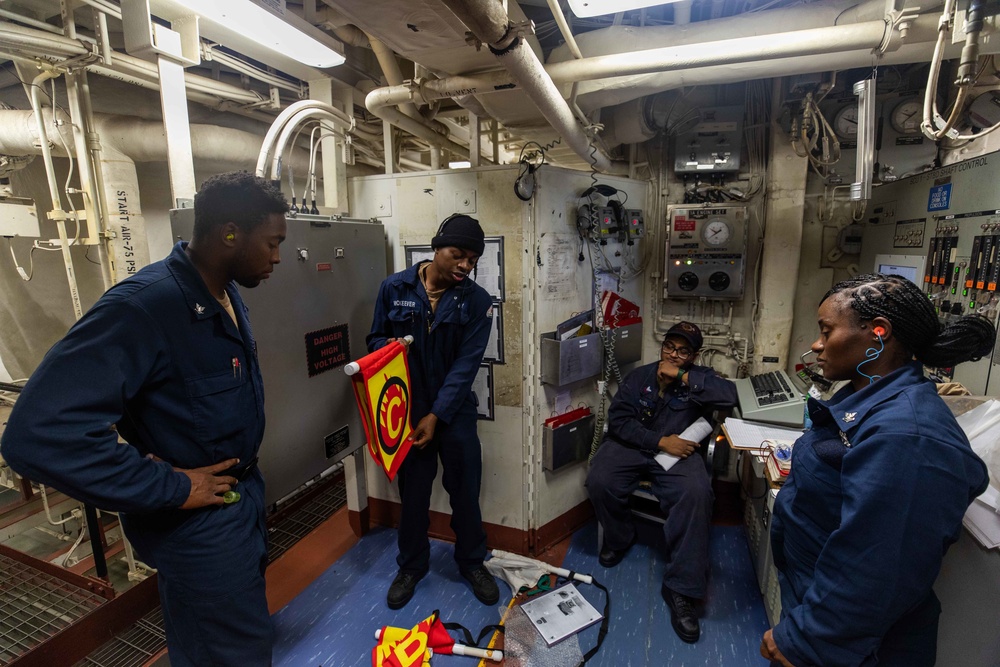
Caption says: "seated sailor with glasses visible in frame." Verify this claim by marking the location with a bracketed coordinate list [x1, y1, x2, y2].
[586, 321, 737, 644]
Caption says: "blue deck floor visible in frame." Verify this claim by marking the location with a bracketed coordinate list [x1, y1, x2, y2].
[272, 520, 771, 666]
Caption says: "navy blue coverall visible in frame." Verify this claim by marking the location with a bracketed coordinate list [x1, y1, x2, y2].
[1, 242, 271, 667]
[367, 261, 493, 576]
[771, 362, 988, 667]
[587, 361, 737, 598]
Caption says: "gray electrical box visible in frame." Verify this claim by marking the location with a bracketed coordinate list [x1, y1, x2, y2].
[664, 204, 748, 299]
[673, 106, 743, 174]
[170, 209, 386, 506]
[0, 198, 40, 237]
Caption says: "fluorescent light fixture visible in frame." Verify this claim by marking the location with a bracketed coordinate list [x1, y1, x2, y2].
[449, 161, 472, 169]
[567, 0, 681, 18]
[161, 0, 345, 68]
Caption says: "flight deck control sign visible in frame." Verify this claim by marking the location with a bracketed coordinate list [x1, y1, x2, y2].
[305, 324, 350, 377]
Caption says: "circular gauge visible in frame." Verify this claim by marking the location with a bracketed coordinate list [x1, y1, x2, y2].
[890, 97, 923, 135]
[709, 272, 731, 291]
[677, 272, 699, 291]
[832, 104, 859, 141]
[702, 219, 731, 246]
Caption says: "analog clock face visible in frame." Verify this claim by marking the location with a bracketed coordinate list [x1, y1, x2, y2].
[890, 98, 923, 135]
[833, 104, 859, 140]
[702, 219, 731, 246]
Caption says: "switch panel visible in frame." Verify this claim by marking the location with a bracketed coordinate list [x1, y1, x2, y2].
[673, 106, 744, 174]
[664, 204, 748, 299]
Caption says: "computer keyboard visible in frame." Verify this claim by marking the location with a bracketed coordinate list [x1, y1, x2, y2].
[734, 370, 806, 427]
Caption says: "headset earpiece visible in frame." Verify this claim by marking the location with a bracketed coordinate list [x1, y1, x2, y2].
[436, 213, 461, 236]
[873, 326, 886, 338]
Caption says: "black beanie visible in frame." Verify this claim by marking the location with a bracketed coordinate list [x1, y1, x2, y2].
[431, 214, 485, 256]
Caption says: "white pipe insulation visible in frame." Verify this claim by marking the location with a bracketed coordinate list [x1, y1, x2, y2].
[436, 0, 626, 174]
[0, 110, 317, 281]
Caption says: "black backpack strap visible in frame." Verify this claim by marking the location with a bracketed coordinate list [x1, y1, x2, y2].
[442, 621, 505, 648]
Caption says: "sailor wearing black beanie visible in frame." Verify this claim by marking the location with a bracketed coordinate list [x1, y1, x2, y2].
[366, 210, 499, 611]
[431, 213, 485, 256]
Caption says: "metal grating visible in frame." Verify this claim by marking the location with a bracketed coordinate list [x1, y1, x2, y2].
[0, 554, 107, 665]
[72, 608, 165, 667]
[267, 479, 347, 563]
[73, 475, 348, 666]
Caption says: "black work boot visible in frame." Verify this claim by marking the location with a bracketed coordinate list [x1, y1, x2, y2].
[387, 571, 424, 610]
[461, 565, 500, 605]
[598, 533, 637, 568]
[662, 584, 700, 643]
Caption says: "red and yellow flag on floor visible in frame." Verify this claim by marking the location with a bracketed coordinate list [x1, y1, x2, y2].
[373, 611, 503, 664]
[346, 339, 415, 481]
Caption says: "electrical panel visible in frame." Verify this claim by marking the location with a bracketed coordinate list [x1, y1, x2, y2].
[664, 204, 748, 299]
[625, 209, 645, 243]
[0, 198, 40, 237]
[673, 106, 743, 174]
[596, 206, 617, 244]
[859, 153, 1000, 395]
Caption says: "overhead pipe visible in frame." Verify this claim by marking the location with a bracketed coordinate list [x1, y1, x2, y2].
[436, 0, 625, 174]
[254, 100, 354, 179]
[543, 20, 893, 84]
[0, 22, 266, 106]
[365, 88, 470, 159]
[0, 108, 321, 277]
[367, 34, 422, 121]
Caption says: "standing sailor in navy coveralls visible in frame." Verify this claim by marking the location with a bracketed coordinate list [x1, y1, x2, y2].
[760, 274, 994, 667]
[587, 321, 738, 644]
[367, 213, 500, 610]
[1, 172, 288, 666]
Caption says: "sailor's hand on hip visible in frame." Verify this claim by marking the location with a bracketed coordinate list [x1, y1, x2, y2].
[177, 458, 240, 509]
[760, 629, 796, 666]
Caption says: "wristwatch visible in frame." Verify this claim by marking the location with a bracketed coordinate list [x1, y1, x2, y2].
[676, 367, 687, 381]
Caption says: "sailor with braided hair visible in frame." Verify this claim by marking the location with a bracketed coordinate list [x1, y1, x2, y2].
[822, 272, 995, 369]
[760, 273, 995, 667]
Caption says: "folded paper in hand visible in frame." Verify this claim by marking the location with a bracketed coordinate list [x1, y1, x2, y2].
[654, 417, 714, 473]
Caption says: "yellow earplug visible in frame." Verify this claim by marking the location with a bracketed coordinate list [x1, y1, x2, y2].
[226, 233, 235, 241]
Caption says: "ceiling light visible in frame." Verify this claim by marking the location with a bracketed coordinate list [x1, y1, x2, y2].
[567, 0, 682, 18]
[154, 0, 345, 68]
[449, 161, 471, 169]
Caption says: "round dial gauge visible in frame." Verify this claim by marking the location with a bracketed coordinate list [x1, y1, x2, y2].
[709, 272, 731, 291]
[890, 97, 923, 135]
[677, 272, 699, 291]
[702, 219, 732, 246]
[833, 104, 859, 141]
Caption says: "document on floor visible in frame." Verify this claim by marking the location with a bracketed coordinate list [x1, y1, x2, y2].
[519, 583, 604, 647]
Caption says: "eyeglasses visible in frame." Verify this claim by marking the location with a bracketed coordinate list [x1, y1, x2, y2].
[661, 341, 694, 360]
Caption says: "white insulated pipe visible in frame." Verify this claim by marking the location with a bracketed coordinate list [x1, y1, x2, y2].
[253, 100, 354, 179]
[0, 22, 264, 106]
[367, 34, 421, 121]
[544, 20, 892, 83]
[0, 109, 318, 279]
[364, 89, 470, 159]
[26, 70, 83, 320]
[437, 0, 625, 175]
